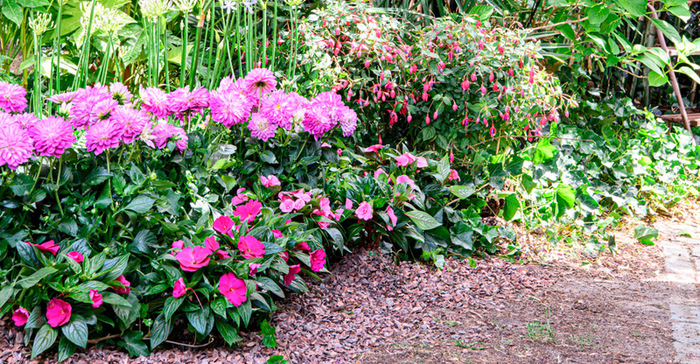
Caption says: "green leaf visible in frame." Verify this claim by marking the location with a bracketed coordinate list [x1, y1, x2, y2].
[437, 154, 451, 181]
[19, 267, 57, 289]
[468, 5, 494, 20]
[260, 150, 278, 164]
[85, 167, 112, 186]
[0, 285, 14, 310]
[587, 4, 610, 25]
[1, 0, 22, 26]
[123, 195, 155, 214]
[556, 184, 576, 218]
[677, 66, 700, 85]
[405, 210, 442, 230]
[261, 319, 277, 348]
[97, 254, 130, 281]
[163, 296, 183, 322]
[502, 194, 519, 221]
[58, 336, 76, 362]
[215, 320, 242, 347]
[267, 355, 289, 364]
[614, 0, 646, 17]
[120, 331, 149, 357]
[32, 324, 58, 359]
[634, 225, 658, 245]
[650, 18, 681, 45]
[449, 185, 476, 199]
[186, 306, 212, 335]
[62, 318, 88, 348]
[668, 5, 691, 22]
[532, 138, 556, 165]
[648, 71, 669, 87]
[210, 296, 228, 319]
[101, 291, 132, 307]
[149, 313, 172, 350]
[237, 300, 252, 327]
[129, 230, 158, 255]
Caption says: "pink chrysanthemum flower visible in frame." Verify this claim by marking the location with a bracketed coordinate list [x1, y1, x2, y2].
[248, 113, 277, 142]
[260, 91, 294, 130]
[70, 85, 114, 129]
[0, 124, 33, 169]
[110, 105, 150, 144]
[167, 87, 210, 121]
[13, 113, 37, 130]
[338, 107, 358, 137]
[0, 112, 17, 128]
[139, 86, 169, 119]
[48, 90, 79, 104]
[217, 76, 237, 93]
[243, 68, 277, 100]
[209, 90, 252, 128]
[0, 81, 28, 113]
[85, 119, 123, 155]
[152, 122, 188, 151]
[109, 82, 133, 104]
[28, 116, 75, 158]
[302, 104, 337, 139]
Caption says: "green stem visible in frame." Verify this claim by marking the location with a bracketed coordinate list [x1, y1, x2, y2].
[206, 3, 215, 86]
[106, 150, 115, 211]
[224, 11, 234, 76]
[189, 9, 204, 89]
[161, 18, 170, 90]
[270, 0, 278, 71]
[51, 2, 64, 101]
[32, 29, 41, 118]
[236, 5, 242, 74]
[74, 0, 97, 90]
[180, 12, 189, 87]
[262, 1, 267, 67]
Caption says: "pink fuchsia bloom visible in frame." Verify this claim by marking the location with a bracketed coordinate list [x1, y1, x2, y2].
[260, 90, 295, 130]
[176, 246, 212, 272]
[12, 307, 29, 327]
[173, 277, 187, 298]
[296, 241, 310, 251]
[310, 249, 326, 272]
[356, 201, 373, 221]
[238, 235, 266, 259]
[249, 263, 261, 276]
[46, 298, 71, 327]
[114, 275, 131, 295]
[139, 86, 169, 118]
[284, 264, 301, 285]
[248, 113, 277, 141]
[243, 68, 277, 99]
[233, 200, 262, 223]
[0, 124, 33, 170]
[85, 118, 123, 155]
[272, 230, 283, 239]
[219, 272, 247, 306]
[27, 116, 75, 158]
[279, 251, 289, 262]
[396, 175, 417, 190]
[363, 144, 383, 153]
[67, 251, 84, 263]
[231, 188, 248, 206]
[416, 157, 428, 169]
[30, 240, 60, 255]
[448, 169, 461, 181]
[386, 206, 397, 231]
[213, 215, 235, 235]
[89, 289, 103, 308]
[279, 196, 295, 213]
[345, 198, 353, 209]
[261, 175, 281, 188]
[337, 148, 342, 156]
[109, 105, 149, 144]
[209, 90, 252, 128]
[0, 81, 28, 112]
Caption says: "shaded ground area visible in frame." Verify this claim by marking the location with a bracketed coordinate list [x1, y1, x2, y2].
[3, 205, 699, 363]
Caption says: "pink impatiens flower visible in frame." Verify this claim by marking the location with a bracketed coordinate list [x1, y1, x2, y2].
[233, 200, 262, 223]
[386, 206, 398, 231]
[67, 251, 84, 263]
[231, 188, 248, 206]
[171, 240, 184, 255]
[261, 175, 281, 188]
[284, 264, 301, 285]
[345, 198, 353, 209]
[89, 289, 103, 308]
[114, 275, 131, 295]
[279, 196, 295, 213]
[395, 153, 417, 167]
[238, 235, 266, 259]
[296, 241, 310, 251]
[249, 263, 261, 276]
[12, 307, 29, 327]
[416, 157, 428, 169]
[213, 216, 234, 235]
[396, 175, 417, 190]
[363, 144, 383, 153]
[356, 201, 374, 221]
[219, 272, 247, 307]
[310, 249, 326, 272]
[175, 246, 212, 272]
[29, 240, 60, 255]
[46, 298, 71, 327]
[173, 278, 187, 298]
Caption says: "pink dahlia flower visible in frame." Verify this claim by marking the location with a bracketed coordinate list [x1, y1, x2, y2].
[219, 272, 247, 307]
[243, 68, 277, 100]
[139, 86, 169, 118]
[0, 81, 28, 113]
[209, 90, 252, 128]
[110, 105, 149, 144]
[109, 82, 133, 104]
[152, 122, 188, 151]
[28, 116, 75, 158]
[0, 124, 33, 169]
[260, 90, 294, 130]
[70, 85, 115, 129]
[248, 113, 277, 141]
[46, 298, 71, 327]
[86, 118, 123, 155]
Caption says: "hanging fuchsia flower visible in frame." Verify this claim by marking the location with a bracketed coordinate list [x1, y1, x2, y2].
[114, 275, 131, 295]
[0, 124, 33, 170]
[85, 118, 123, 155]
[110, 105, 149, 144]
[219, 272, 247, 306]
[12, 307, 29, 327]
[175, 246, 212, 272]
[29, 240, 60, 255]
[67, 251, 84, 263]
[284, 265, 301, 285]
[244, 68, 277, 97]
[386, 206, 397, 231]
[233, 200, 262, 223]
[238, 235, 266, 259]
[248, 113, 277, 141]
[356, 201, 373, 221]
[0, 81, 28, 113]
[448, 170, 461, 181]
[261, 175, 280, 188]
[173, 278, 187, 298]
[213, 215, 235, 235]
[46, 298, 71, 327]
[139, 86, 169, 118]
[209, 90, 252, 128]
[89, 289, 103, 308]
[310, 249, 326, 272]
[28, 116, 75, 158]
[260, 90, 294, 130]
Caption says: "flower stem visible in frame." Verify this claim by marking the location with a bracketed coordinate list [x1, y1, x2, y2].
[180, 12, 189, 87]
